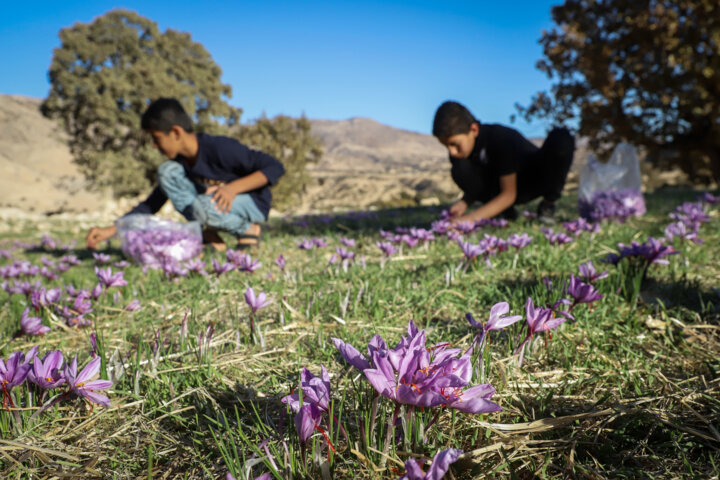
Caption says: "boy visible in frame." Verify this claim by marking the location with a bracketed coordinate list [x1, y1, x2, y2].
[433, 101, 574, 224]
[86, 98, 285, 251]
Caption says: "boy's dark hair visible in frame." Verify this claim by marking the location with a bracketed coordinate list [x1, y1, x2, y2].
[432, 101, 478, 138]
[141, 98, 194, 133]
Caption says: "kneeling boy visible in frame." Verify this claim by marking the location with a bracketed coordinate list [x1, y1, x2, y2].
[433, 101, 574, 224]
[86, 98, 285, 250]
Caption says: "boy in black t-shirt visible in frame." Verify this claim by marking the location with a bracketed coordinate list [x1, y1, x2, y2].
[86, 98, 285, 251]
[433, 101, 574, 224]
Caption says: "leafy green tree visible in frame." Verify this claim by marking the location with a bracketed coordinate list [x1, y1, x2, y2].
[518, 0, 720, 182]
[235, 115, 323, 210]
[42, 9, 241, 196]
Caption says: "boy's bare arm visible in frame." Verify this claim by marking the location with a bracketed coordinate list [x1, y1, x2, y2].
[206, 171, 269, 213]
[86, 225, 117, 250]
[452, 173, 517, 224]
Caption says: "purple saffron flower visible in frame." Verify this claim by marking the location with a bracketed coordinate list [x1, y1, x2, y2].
[297, 238, 315, 250]
[376, 241, 397, 257]
[466, 302, 523, 348]
[402, 235, 419, 248]
[363, 348, 447, 408]
[670, 201, 710, 225]
[578, 261, 609, 283]
[226, 249, 245, 265]
[525, 297, 566, 335]
[439, 383, 502, 414]
[282, 366, 331, 413]
[93, 252, 111, 264]
[125, 300, 142, 312]
[94, 267, 127, 288]
[27, 350, 65, 389]
[295, 402, 323, 444]
[664, 221, 703, 245]
[211, 259, 235, 276]
[0, 347, 38, 407]
[507, 233, 533, 250]
[457, 239, 484, 262]
[400, 448, 463, 480]
[331, 337, 372, 371]
[90, 283, 103, 300]
[700, 192, 719, 204]
[20, 308, 50, 335]
[340, 237, 356, 247]
[566, 275, 603, 308]
[244, 287, 272, 313]
[162, 260, 188, 279]
[542, 228, 574, 245]
[275, 254, 286, 271]
[313, 237, 328, 248]
[335, 247, 355, 262]
[185, 258, 207, 275]
[60, 254, 82, 266]
[30, 287, 48, 310]
[612, 237, 678, 266]
[361, 331, 501, 413]
[64, 356, 113, 406]
[237, 254, 262, 273]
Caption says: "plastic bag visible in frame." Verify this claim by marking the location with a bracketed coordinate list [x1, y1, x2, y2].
[115, 215, 202, 268]
[578, 143, 645, 221]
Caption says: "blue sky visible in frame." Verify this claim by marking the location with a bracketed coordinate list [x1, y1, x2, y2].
[0, 1, 560, 137]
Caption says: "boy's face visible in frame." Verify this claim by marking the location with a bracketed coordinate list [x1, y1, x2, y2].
[438, 123, 479, 160]
[147, 127, 182, 159]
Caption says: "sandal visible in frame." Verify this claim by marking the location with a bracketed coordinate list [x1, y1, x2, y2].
[235, 232, 261, 250]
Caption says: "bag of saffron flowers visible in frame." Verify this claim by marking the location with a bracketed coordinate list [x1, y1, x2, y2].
[115, 214, 202, 268]
[578, 143, 646, 222]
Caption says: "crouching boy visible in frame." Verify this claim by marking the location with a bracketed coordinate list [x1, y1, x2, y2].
[433, 101, 574, 224]
[86, 98, 285, 250]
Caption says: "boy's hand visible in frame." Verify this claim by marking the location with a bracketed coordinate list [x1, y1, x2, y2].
[207, 185, 236, 213]
[86, 225, 117, 250]
[449, 200, 468, 218]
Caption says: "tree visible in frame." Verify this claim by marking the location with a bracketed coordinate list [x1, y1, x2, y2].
[517, 0, 720, 182]
[235, 115, 323, 210]
[42, 9, 241, 196]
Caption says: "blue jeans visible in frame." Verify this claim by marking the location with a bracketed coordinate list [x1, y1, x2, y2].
[157, 161, 265, 236]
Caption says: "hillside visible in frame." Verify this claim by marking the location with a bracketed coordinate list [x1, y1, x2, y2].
[0, 95, 108, 215]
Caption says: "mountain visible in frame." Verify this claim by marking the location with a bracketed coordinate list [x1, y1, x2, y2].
[309, 117, 448, 173]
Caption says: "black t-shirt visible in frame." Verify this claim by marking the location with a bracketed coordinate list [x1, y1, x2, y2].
[453, 123, 539, 203]
[127, 133, 285, 219]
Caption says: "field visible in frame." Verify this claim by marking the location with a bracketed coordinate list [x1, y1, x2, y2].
[1, 188, 719, 479]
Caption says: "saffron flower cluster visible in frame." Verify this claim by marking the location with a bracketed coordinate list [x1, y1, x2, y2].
[663, 198, 715, 246]
[604, 237, 677, 267]
[541, 228, 574, 245]
[332, 321, 502, 414]
[297, 237, 328, 250]
[0, 347, 113, 410]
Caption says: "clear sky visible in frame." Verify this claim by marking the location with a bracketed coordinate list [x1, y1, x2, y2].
[0, 0, 560, 137]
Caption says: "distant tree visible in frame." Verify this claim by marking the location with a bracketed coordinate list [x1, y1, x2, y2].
[42, 9, 241, 196]
[236, 115, 323, 210]
[517, 0, 720, 182]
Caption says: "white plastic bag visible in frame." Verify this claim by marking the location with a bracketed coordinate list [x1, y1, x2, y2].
[115, 215, 202, 268]
[578, 143, 645, 221]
